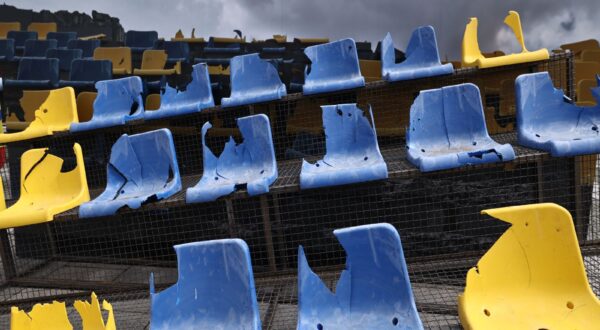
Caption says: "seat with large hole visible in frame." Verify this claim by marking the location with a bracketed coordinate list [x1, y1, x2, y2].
[300, 104, 387, 189]
[70, 76, 144, 132]
[382, 27, 453, 82]
[150, 239, 261, 330]
[407, 83, 515, 172]
[78, 129, 181, 218]
[458, 203, 600, 329]
[298, 223, 423, 330]
[0, 143, 89, 229]
[0, 87, 78, 143]
[221, 53, 287, 108]
[302, 38, 365, 95]
[462, 11, 549, 69]
[516, 72, 600, 157]
[144, 63, 214, 120]
[186, 114, 277, 203]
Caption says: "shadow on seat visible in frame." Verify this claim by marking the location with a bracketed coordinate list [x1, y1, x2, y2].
[459, 203, 600, 330]
[150, 239, 261, 330]
[78, 129, 181, 218]
[298, 223, 423, 330]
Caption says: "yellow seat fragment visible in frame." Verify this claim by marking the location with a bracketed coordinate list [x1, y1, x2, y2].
[74, 292, 117, 330]
[11, 301, 73, 330]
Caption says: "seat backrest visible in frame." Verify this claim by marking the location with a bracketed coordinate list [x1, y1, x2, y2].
[46, 31, 77, 48]
[461, 18, 483, 66]
[125, 30, 158, 48]
[0, 39, 15, 60]
[92, 76, 144, 121]
[67, 39, 100, 58]
[561, 39, 600, 58]
[383, 27, 445, 71]
[46, 48, 83, 71]
[577, 77, 600, 106]
[27, 22, 57, 40]
[574, 61, 600, 86]
[23, 39, 57, 57]
[140, 49, 167, 69]
[76, 92, 97, 122]
[93, 47, 132, 73]
[154, 40, 189, 61]
[7, 30, 37, 48]
[16, 58, 59, 83]
[0, 22, 20, 39]
[69, 59, 113, 82]
[581, 49, 600, 64]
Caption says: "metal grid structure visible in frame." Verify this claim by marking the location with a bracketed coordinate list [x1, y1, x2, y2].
[1, 53, 597, 329]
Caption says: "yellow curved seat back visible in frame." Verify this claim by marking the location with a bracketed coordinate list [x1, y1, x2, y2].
[93, 47, 132, 75]
[76, 92, 97, 123]
[0, 87, 78, 144]
[577, 79, 598, 106]
[145, 94, 161, 111]
[462, 11, 549, 69]
[581, 49, 600, 64]
[561, 39, 600, 58]
[134, 50, 177, 75]
[0, 143, 89, 229]
[359, 59, 382, 82]
[11, 301, 73, 330]
[27, 22, 57, 40]
[459, 203, 600, 330]
[0, 22, 21, 39]
[74, 292, 117, 330]
[6, 90, 51, 131]
[574, 61, 600, 85]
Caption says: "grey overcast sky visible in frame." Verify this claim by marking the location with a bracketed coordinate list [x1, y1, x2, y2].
[4, 0, 597, 59]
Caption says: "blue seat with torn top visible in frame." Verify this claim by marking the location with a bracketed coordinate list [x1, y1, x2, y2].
[150, 239, 260, 330]
[298, 223, 423, 330]
[517, 72, 600, 157]
[302, 38, 365, 95]
[300, 104, 387, 189]
[46, 31, 77, 48]
[144, 63, 214, 120]
[70, 76, 144, 132]
[407, 83, 515, 172]
[67, 39, 100, 58]
[221, 53, 287, 108]
[78, 129, 181, 218]
[382, 27, 453, 82]
[186, 114, 277, 203]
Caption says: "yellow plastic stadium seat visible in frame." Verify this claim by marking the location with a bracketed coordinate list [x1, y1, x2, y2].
[581, 49, 600, 64]
[359, 60, 382, 82]
[574, 61, 600, 84]
[0, 87, 78, 144]
[6, 90, 51, 131]
[93, 47, 132, 75]
[0, 143, 89, 229]
[208, 65, 230, 76]
[79, 34, 106, 41]
[273, 34, 287, 43]
[145, 94, 161, 111]
[74, 292, 117, 330]
[459, 203, 600, 330]
[211, 36, 246, 43]
[577, 79, 598, 106]
[462, 11, 549, 69]
[76, 92, 97, 123]
[561, 39, 600, 58]
[27, 22, 57, 40]
[295, 38, 330, 44]
[134, 50, 178, 75]
[0, 22, 21, 39]
[11, 301, 73, 330]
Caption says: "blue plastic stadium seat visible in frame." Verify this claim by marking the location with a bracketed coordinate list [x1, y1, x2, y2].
[67, 39, 100, 58]
[59, 59, 113, 89]
[78, 129, 181, 218]
[204, 38, 242, 54]
[407, 83, 515, 172]
[298, 223, 423, 330]
[186, 114, 278, 203]
[221, 53, 287, 108]
[302, 38, 365, 95]
[300, 104, 388, 189]
[19, 39, 57, 58]
[0, 39, 14, 61]
[3, 58, 59, 89]
[153, 40, 189, 64]
[46, 48, 82, 71]
[7, 31, 37, 51]
[262, 46, 286, 54]
[517, 72, 600, 157]
[125, 30, 158, 53]
[46, 31, 77, 48]
[382, 27, 454, 82]
[70, 76, 144, 132]
[150, 239, 260, 330]
[144, 63, 214, 120]
[194, 58, 231, 66]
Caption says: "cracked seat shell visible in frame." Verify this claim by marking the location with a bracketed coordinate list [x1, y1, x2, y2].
[0, 143, 89, 229]
[459, 203, 600, 329]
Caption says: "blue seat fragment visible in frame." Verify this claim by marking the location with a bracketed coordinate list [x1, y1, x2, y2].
[517, 72, 600, 157]
[186, 114, 278, 203]
[221, 53, 287, 108]
[150, 239, 261, 330]
[78, 129, 181, 218]
[70, 76, 144, 132]
[144, 63, 214, 120]
[300, 104, 387, 189]
[302, 38, 365, 95]
[298, 223, 423, 330]
[381, 27, 453, 82]
[407, 83, 515, 172]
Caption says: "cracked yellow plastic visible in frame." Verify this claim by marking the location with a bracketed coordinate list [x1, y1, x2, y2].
[459, 203, 600, 330]
[462, 11, 549, 69]
[0, 143, 89, 229]
[11, 301, 73, 330]
[0, 87, 78, 144]
[74, 292, 117, 330]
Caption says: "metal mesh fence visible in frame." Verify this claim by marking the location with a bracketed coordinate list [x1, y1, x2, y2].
[1, 53, 596, 329]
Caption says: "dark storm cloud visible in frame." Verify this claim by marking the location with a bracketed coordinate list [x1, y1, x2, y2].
[7, 0, 600, 59]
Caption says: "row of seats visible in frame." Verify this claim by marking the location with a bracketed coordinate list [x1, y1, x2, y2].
[0, 38, 99, 61]
[0, 21, 59, 40]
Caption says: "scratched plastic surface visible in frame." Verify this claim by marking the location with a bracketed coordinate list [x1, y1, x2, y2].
[186, 114, 277, 203]
[298, 223, 424, 330]
[150, 239, 261, 330]
[78, 129, 181, 218]
[407, 83, 515, 172]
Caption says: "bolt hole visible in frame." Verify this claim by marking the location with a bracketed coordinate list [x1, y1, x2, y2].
[421, 149, 426, 152]
[484, 309, 491, 317]
[593, 126, 598, 131]
[121, 190, 125, 194]
[348, 113, 352, 117]
[567, 301, 574, 309]
[392, 317, 399, 326]
[472, 141, 477, 146]
[535, 134, 540, 137]
[556, 228, 561, 232]
[214, 177, 219, 181]
[364, 156, 368, 161]
[525, 222, 528, 227]
[336, 109, 343, 116]
[315, 163, 320, 167]
[260, 170, 265, 174]
[43, 109, 48, 113]
[317, 324, 323, 330]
